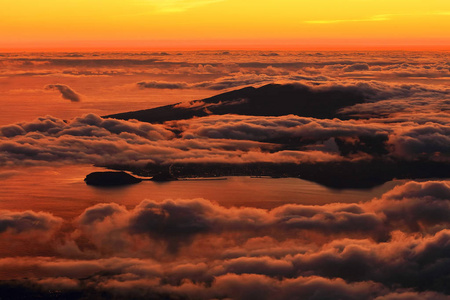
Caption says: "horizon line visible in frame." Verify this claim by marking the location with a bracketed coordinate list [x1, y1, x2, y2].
[2, 39, 450, 52]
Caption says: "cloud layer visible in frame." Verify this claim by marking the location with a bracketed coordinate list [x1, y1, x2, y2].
[1, 51, 450, 299]
[0, 108, 448, 169]
[0, 181, 449, 299]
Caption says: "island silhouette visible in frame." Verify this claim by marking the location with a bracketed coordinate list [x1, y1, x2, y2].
[87, 83, 450, 189]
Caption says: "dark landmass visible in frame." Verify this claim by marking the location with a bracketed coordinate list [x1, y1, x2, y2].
[84, 171, 142, 186]
[106, 83, 366, 123]
[104, 160, 450, 189]
[101, 83, 448, 189]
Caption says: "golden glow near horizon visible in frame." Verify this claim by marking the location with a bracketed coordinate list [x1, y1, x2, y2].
[2, 0, 450, 49]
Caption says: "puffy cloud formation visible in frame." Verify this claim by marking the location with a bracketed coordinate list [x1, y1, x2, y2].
[0, 107, 449, 169]
[343, 63, 370, 72]
[70, 181, 450, 253]
[0, 114, 179, 166]
[44, 84, 81, 102]
[0, 210, 62, 234]
[173, 114, 390, 141]
[0, 181, 449, 298]
[388, 123, 450, 160]
[1, 113, 373, 167]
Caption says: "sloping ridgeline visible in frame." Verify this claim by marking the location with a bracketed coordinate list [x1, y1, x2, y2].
[106, 83, 366, 123]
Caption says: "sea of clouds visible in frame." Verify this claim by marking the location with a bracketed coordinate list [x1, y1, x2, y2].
[0, 51, 449, 299]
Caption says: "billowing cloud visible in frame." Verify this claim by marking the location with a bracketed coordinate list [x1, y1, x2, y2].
[172, 114, 390, 141]
[44, 84, 81, 102]
[69, 181, 450, 256]
[0, 181, 449, 298]
[343, 63, 370, 72]
[388, 123, 450, 160]
[0, 113, 365, 167]
[0, 210, 62, 234]
[0, 108, 449, 171]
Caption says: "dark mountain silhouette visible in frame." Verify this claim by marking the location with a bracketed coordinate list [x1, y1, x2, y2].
[85, 171, 142, 186]
[106, 83, 366, 123]
[100, 83, 449, 189]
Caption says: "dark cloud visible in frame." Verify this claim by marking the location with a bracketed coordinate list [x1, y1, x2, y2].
[343, 63, 370, 72]
[137, 81, 189, 89]
[78, 202, 127, 225]
[0, 124, 26, 138]
[44, 84, 81, 102]
[382, 180, 450, 200]
[0, 210, 62, 234]
[389, 124, 450, 160]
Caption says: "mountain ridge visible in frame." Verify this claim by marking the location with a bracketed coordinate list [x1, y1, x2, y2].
[105, 83, 366, 123]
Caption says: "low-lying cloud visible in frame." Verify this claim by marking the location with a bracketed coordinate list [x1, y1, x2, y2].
[0, 108, 449, 168]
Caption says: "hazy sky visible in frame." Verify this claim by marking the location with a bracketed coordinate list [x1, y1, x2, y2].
[2, 0, 450, 49]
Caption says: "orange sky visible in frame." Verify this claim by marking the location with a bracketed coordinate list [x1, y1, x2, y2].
[2, 0, 450, 50]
